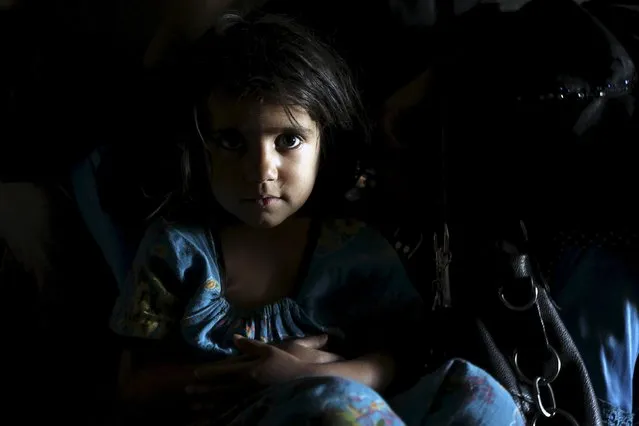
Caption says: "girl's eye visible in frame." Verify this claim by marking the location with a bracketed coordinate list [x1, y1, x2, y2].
[275, 134, 303, 150]
[213, 130, 245, 151]
[218, 138, 245, 151]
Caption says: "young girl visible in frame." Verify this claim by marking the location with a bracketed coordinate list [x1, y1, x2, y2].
[110, 12, 525, 425]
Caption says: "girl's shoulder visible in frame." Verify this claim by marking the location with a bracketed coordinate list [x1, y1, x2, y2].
[135, 217, 216, 265]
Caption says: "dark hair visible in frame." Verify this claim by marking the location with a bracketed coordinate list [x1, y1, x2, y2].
[174, 12, 369, 223]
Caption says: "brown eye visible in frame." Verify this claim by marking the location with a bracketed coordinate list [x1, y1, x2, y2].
[213, 130, 245, 151]
[218, 138, 245, 151]
[275, 134, 303, 150]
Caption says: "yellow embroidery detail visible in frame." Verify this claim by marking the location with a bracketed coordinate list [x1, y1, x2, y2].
[204, 278, 220, 291]
[245, 323, 256, 339]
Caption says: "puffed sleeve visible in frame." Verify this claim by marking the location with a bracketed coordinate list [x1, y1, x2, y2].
[109, 220, 221, 340]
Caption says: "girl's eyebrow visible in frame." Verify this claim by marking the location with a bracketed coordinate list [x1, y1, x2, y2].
[212, 124, 314, 139]
[261, 125, 313, 138]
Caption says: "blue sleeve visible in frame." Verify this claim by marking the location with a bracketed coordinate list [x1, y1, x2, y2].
[360, 229, 425, 354]
[321, 224, 426, 360]
[109, 220, 221, 340]
[347, 227, 427, 391]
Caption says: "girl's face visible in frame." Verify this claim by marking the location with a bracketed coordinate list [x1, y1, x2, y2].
[205, 97, 321, 228]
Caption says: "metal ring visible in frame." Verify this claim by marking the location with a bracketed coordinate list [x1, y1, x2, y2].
[513, 345, 561, 385]
[532, 408, 579, 426]
[534, 377, 557, 418]
[498, 278, 539, 311]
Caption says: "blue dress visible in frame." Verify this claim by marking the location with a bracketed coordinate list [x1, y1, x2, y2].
[551, 240, 639, 426]
[111, 219, 423, 357]
[110, 218, 524, 425]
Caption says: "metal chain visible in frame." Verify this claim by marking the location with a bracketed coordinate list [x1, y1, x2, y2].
[499, 221, 579, 425]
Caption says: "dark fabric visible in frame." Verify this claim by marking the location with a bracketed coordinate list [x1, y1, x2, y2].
[428, 222, 603, 424]
[416, 0, 638, 424]
[0, 1, 165, 183]
[1, 187, 120, 424]
[585, 0, 639, 70]
[438, 0, 637, 222]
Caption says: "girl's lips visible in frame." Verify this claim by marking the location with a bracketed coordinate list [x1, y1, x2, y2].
[242, 196, 281, 208]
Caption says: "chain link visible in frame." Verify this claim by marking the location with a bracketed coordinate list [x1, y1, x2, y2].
[498, 277, 539, 311]
[534, 377, 557, 418]
[499, 221, 578, 425]
[513, 345, 561, 385]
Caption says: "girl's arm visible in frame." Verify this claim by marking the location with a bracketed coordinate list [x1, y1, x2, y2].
[111, 223, 224, 403]
[116, 346, 199, 405]
[308, 352, 396, 392]
[118, 335, 347, 404]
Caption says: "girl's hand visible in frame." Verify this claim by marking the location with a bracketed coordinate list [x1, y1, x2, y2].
[276, 334, 344, 364]
[185, 335, 339, 412]
[188, 334, 341, 389]
[184, 334, 313, 425]
[192, 335, 315, 387]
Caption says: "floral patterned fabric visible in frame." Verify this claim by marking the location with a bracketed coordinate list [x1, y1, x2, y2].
[216, 359, 525, 426]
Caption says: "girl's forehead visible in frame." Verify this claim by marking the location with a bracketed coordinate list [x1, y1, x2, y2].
[207, 97, 319, 136]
